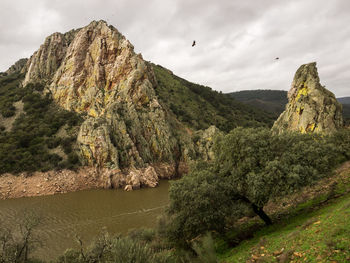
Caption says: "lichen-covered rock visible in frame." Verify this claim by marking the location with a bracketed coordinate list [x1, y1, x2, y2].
[193, 125, 223, 161]
[5, 58, 28, 75]
[77, 118, 119, 167]
[23, 20, 178, 169]
[23, 29, 78, 86]
[272, 62, 343, 134]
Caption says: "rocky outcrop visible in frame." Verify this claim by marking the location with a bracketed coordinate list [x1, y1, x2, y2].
[5, 58, 28, 75]
[23, 20, 179, 170]
[272, 62, 343, 134]
[0, 164, 183, 199]
[23, 29, 78, 85]
[193, 126, 223, 161]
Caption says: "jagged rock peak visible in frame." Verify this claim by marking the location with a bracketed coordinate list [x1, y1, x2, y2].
[272, 62, 343, 134]
[22, 20, 179, 169]
[23, 28, 79, 85]
[5, 58, 28, 75]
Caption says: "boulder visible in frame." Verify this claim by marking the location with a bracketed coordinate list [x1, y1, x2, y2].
[272, 62, 343, 134]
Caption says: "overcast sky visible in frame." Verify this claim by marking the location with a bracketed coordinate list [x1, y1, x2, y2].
[0, 0, 349, 97]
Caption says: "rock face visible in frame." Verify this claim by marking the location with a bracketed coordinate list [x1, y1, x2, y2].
[23, 20, 179, 170]
[193, 126, 223, 161]
[5, 58, 28, 75]
[272, 62, 343, 134]
[23, 29, 78, 85]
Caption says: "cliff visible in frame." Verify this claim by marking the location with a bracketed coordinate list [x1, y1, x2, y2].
[272, 62, 343, 134]
[23, 20, 181, 170]
[0, 20, 279, 193]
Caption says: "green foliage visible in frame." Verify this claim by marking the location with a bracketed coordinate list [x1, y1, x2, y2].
[0, 74, 83, 174]
[192, 233, 218, 263]
[152, 64, 276, 132]
[166, 127, 350, 245]
[219, 194, 350, 262]
[0, 72, 24, 118]
[167, 168, 248, 246]
[229, 90, 288, 104]
[57, 232, 189, 263]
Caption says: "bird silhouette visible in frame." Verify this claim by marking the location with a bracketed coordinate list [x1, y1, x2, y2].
[275, 57, 279, 60]
[192, 40, 196, 47]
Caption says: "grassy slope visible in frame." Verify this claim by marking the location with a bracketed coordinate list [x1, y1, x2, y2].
[218, 168, 350, 263]
[152, 65, 276, 132]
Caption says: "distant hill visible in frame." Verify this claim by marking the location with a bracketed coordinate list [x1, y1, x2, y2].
[229, 90, 350, 124]
[153, 65, 277, 132]
[338, 97, 350, 104]
[337, 97, 350, 125]
[228, 90, 288, 116]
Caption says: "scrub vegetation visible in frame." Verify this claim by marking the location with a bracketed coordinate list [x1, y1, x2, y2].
[1, 128, 349, 262]
[0, 73, 83, 174]
[153, 64, 276, 132]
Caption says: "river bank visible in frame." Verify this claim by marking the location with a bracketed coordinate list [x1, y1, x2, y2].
[0, 163, 187, 199]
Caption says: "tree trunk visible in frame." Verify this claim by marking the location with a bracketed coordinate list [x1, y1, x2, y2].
[251, 204, 272, 225]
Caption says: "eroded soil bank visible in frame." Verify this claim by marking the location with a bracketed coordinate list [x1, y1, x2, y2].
[0, 162, 187, 199]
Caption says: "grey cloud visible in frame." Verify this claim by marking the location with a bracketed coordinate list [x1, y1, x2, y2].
[0, 0, 349, 97]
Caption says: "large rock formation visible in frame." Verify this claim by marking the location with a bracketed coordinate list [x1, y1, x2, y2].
[22, 20, 181, 171]
[5, 58, 28, 75]
[272, 62, 343, 134]
[23, 29, 78, 85]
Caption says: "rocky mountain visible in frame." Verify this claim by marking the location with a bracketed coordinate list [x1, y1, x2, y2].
[22, 20, 182, 170]
[272, 62, 343, 134]
[5, 58, 28, 75]
[0, 20, 277, 189]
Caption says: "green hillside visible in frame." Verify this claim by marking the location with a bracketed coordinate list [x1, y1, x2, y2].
[153, 65, 276, 132]
[0, 73, 82, 174]
[228, 90, 288, 116]
[219, 192, 350, 262]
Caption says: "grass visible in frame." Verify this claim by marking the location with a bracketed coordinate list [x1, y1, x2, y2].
[218, 170, 350, 263]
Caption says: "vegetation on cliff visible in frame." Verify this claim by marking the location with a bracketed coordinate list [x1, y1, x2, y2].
[0, 73, 83, 174]
[153, 65, 276, 132]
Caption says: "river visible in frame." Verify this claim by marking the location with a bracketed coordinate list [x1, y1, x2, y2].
[0, 180, 170, 261]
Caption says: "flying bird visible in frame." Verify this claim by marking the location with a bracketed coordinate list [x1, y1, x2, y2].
[192, 40, 196, 47]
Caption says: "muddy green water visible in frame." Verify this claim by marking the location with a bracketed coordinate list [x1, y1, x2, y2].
[0, 181, 170, 261]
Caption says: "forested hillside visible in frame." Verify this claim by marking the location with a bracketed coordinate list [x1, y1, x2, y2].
[153, 65, 276, 132]
[0, 73, 82, 174]
[228, 90, 288, 116]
